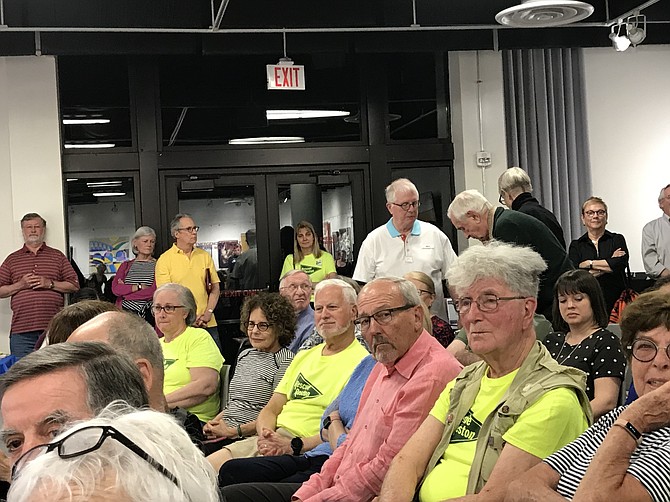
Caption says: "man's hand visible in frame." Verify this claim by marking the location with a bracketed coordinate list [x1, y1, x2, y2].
[203, 419, 236, 439]
[26, 273, 52, 290]
[257, 428, 292, 456]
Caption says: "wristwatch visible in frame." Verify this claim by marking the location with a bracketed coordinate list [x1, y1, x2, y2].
[137, 284, 143, 290]
[323, 416, 333, 430]
[290, 437, 303, 456]
[48, 280, 55, 290]
[589, 260, 593, 269]
[207, 308, 214, 313]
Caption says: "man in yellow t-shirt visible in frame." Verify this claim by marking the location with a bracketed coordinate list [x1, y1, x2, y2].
[156, 213, 221, 349]
[206, 278, 368, 470]
[379, 242, 591, 502]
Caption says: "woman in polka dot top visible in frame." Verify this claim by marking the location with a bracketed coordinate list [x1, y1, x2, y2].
[543, 269, 626, 419]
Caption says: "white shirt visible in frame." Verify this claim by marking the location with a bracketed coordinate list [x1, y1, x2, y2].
[353, 218, 457, 319]
[641, 215, 670, 277]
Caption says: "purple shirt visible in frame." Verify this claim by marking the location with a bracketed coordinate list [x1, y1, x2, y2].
[294, 330, 463, 502]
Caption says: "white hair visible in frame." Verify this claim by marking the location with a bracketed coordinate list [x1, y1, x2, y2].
[447, 189, 493, 222]
[314, 278, 358, 305]
[8, 402, 219, 502]
[385, 178, 418, 203]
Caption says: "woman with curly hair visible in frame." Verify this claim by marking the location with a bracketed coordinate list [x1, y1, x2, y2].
[202, 292, 296, 454]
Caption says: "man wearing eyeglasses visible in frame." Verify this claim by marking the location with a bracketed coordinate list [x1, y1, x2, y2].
[378, 242, 591, 502]
[279, 270, 315, 353]
[156, 213, 221, 349]
[353, 178, 457, 321]
[642, 183, 670, 279]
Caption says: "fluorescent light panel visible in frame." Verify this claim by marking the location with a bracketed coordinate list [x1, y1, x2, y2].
[92, 192, 126, 197]
[63, 118, 111, 125]
[266, 109, 350, 120]
[86, 181, 122, 188]
[229, 136, 305, 145]
[64, 143, 116, 149]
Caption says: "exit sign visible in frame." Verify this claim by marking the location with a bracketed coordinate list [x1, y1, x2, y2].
[266, 62, 306, 90]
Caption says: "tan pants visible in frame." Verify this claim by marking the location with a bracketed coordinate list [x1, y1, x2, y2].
[223, 427, 294, 459]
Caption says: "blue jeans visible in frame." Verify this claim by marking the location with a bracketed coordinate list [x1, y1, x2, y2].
[205, 326, 222, 351]
[10, 331, 43, 360]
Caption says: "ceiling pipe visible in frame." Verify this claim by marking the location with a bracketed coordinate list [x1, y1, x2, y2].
[606, 0, 661, 25]
[211, 0, 232, 31]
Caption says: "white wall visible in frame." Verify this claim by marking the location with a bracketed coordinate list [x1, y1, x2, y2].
[583, 45, 670, 273]
[0, 56, 64, 353]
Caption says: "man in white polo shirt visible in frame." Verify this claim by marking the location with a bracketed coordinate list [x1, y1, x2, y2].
[353, 178, 456, 319]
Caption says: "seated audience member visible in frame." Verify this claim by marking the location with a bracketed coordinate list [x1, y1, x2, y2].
[279, 270, 315, 353]
[506, 290, 670, 501]
[202, 293, 295, 454]
[207, 279, 369, 470]
[404, 271, 455, 348]
[378, 242, 591, 502]
[568, 196, 629, 314]
[39, 299, 118, 346]
[68, 310, 204, 447]
[544, 270, 625, 419]
[8, 403, 220, 502]
[0, 342, 148, 466]
[498, 166, 566, 247]
[219, 355, 377, 490]
[220, 277, 463, 502]
[153, 283, 224, 423]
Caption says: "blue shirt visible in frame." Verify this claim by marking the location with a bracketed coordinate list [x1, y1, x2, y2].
[288, 305, 315, 353]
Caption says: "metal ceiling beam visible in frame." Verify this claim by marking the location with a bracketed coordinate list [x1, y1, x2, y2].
[606, 0, 662, 24]
[211, 0, 231, 31]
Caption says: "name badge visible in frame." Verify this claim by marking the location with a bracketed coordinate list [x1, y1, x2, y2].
[422, 244, 435, 250]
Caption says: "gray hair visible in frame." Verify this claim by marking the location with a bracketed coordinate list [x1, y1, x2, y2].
[153, 284, 197, 325]
[498, 167, 532, 194]
[20, 213, 46, 226]
[447, 189, 493, 222]
[169, 213, 194, 239]
[101, 312, 164, 379]
[314, 278, 358, 306]
[132, 226, 157, 254]
[0, 342, 148, 414]
[385, 178, 418, 204]
[360, 277, 422, 307]
[659, 184, 670, 202]
[446, 241, 547, 298]
[8, 403, 219, 502]
[279, 269, 310, 288]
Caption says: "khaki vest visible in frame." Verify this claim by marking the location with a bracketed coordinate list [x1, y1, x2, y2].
[421, 341, 592, 495]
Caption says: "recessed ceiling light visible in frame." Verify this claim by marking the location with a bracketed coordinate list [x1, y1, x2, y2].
[62, 118, 111, 125]
[92, 192, 126, 197]
[66, 178, 78, 182]
[266, 110, 350, 120]
[64, 143, 116, 149]
[86, 181, 123, 188]
[229, 136, 305, 145]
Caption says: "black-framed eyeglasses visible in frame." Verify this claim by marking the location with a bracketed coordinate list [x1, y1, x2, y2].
[245, 321, 273, 332]
[354, 304, 414, 332]
[583, 210, 606, 217]
[151, 304, 185, 314]
[454, 294, 527, 314]
[391, 201, 420, 211]
[499, 193, 505, 205]
[11, 425, 180, 488]
[177, 226, 200, 233]
[627, 339, 670, 363]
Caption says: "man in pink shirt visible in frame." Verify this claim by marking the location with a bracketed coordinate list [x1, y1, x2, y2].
[221, 276, 463, 501]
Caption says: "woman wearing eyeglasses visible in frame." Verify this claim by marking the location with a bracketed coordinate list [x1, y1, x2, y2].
[280, 221, 337, 295]
[202, 293, 295, 455]
[544, 270, 625, 420]
[507, 291, 670, 501]
[153, 283, 224, 424]
[568, 196, 630, 314]
[404, 271, 455, 348]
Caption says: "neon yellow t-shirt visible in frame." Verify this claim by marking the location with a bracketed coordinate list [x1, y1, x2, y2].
[155, 245, 220, 327]
[161, 326, 225, 422]
[419, 370, 588, 502]
[274, 338, 368, 438]
[280, 252, 336, 284]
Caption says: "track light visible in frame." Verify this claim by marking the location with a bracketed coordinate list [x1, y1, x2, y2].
[609, 12, 646, 52]
[610, 21, 631, 51]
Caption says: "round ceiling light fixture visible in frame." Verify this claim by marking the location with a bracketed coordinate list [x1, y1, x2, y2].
[496, 0, 594, 28]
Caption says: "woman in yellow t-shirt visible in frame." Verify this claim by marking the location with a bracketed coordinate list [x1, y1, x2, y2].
[280, 221, 337, 288]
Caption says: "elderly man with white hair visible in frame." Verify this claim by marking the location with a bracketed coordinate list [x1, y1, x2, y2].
[7, 404, 220, 502]
[353, 178, 457, 320]
[448, 189, 572, 322]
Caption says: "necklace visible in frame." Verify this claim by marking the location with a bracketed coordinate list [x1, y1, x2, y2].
[555, 329, 598, 364]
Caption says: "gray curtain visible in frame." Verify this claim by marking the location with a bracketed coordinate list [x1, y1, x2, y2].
[502, 48, 592, 243]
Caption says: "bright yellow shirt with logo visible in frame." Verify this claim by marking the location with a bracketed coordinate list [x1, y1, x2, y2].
[274, 338, 368, 438]
[281, 252, 336, 284]
[161, 326, 225, 422]
[419, 369, 588, 502]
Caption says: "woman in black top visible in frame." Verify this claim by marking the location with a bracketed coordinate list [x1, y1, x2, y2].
[543, 269, 625, 420]
[568, 196, 629, 314]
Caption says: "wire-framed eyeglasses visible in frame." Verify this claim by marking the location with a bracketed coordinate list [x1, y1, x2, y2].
[627, 339, 670, 363]
[354, 304, 414, 332]
[454, 294, 527, 314]
[391, 201, 420, 211]
[11, 425, 180, 488]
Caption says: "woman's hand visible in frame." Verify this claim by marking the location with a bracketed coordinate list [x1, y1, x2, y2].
[203, 419, 237, 439]
[611, 247, 626, 258]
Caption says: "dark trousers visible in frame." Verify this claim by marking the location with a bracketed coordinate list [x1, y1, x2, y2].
[220, 482, 302, 502]
[219, 454, 328, 486]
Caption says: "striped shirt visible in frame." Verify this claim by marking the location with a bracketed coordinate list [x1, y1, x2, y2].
[121, 260, 155, 313]
[545, 405, 670, 501]
[0, 244, 78, 333]
[223, 347, 295, 427]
